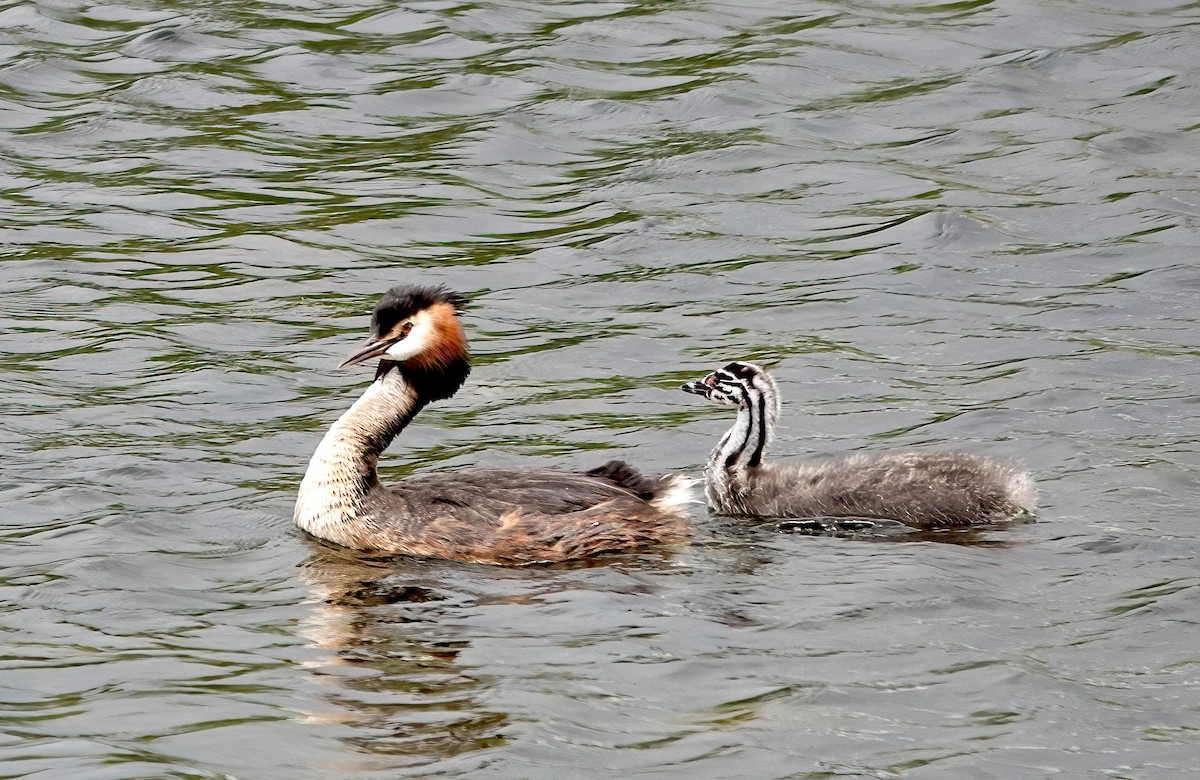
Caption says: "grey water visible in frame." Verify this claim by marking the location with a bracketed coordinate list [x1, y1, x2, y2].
[2, 0, 1198, 777]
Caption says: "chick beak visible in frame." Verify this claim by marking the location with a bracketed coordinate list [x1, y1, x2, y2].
[681, 374, 714, 396]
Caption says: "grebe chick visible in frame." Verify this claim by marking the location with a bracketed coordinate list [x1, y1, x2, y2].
[681, 362, 1036, 529]
[294, 284, 693, 565]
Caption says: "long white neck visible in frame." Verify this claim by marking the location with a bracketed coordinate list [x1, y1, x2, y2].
[294, 370, 423, 540]
[705, 379, 779, 513]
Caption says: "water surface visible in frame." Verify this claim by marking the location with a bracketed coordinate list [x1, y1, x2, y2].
[2, 0, 1198, 777]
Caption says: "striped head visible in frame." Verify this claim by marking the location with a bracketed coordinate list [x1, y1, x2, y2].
[683, 361, 783, 488]
[682, 362, 781, 421]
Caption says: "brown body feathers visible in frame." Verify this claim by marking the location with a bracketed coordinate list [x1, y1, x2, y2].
[295, 285, 692, 565]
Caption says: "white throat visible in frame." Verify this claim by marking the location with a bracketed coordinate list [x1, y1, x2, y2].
[294, 371, 417, 543]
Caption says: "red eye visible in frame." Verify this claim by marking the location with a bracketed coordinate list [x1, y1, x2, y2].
[401, 322, 414, 335]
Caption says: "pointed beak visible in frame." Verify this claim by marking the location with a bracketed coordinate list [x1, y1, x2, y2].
[680, 376, 710, 397]
[681, 372, 719, 397]
[340, 336, 396, 368]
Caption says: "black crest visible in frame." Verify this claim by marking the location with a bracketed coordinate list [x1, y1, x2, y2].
[370, 284, 467, 337]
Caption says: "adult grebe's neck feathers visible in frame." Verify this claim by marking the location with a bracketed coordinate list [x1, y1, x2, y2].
[294, 369, 424, 542]
[296, 289, 471, 544]
[295, 283, 695, 563]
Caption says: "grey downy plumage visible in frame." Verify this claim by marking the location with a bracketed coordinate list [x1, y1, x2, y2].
[682, 362, 1036, 529]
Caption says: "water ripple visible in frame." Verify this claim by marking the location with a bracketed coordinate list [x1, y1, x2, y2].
[1, 0, 1198, 776]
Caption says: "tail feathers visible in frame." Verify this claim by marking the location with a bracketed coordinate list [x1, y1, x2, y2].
[587, 460, 658, 499]
[587, 460, 697, 511]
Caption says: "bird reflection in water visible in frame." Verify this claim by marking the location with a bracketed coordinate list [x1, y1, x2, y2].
[775, 517, 1026, 547]
[296, 542, 509, 767]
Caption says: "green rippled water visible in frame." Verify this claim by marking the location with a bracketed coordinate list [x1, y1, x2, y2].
[2, 0, 1198, 777]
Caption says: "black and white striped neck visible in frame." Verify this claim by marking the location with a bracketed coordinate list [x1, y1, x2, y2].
[704, 370, 780, 513]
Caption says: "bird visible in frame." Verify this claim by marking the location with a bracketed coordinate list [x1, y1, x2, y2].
[294, 284, 693, 565]
[681, 361, 1036, 530]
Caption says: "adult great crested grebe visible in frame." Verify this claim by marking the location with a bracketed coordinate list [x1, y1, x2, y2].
[682, 361, 1036, 529]
[295, 285, 692, 565]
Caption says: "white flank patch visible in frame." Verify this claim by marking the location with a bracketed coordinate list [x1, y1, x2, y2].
[653, 474, 701, 512]
[1010, 471, 1039, 512]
